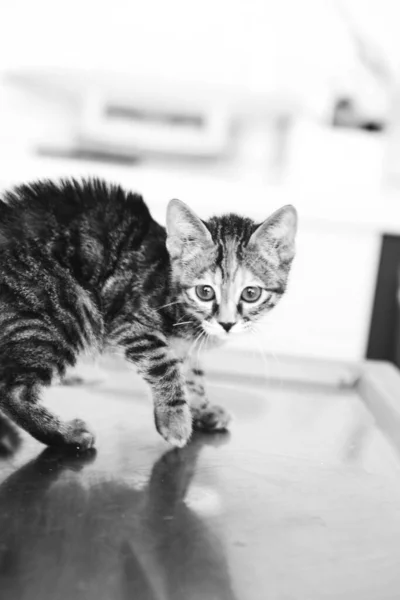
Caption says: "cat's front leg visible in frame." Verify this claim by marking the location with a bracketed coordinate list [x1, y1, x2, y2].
[183, 360, 232, 433]
[124, 333, 192, 447]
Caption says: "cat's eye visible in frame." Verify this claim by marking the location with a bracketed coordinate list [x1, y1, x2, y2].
[241, 286, 262, 303]
[195, 285, 215, 302]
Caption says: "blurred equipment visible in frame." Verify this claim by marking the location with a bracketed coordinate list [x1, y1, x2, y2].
[80, 90, 230, 160]
[4, 67, 299, 177]
[5, 69, 233, 161]
[331, 1, 391, 132]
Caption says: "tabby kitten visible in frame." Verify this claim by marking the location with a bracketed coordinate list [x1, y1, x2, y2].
[0, 178, 297, 450]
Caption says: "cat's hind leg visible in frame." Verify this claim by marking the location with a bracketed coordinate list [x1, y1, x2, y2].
[0, 384, 95, 449]
[0, 316, 95, 450]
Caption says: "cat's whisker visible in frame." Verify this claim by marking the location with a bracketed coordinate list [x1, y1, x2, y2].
[195, 338, 203, 370]
[196, 330, 208, 369]
[173, 312, 196, 326]
[251, 326, 283, 387]
[190, 329, 205, 369]
[172, 321, 194, 327]
[253, 324, 282, 377]
[191, 329, 207, 372]
[249, 328, 270, 383]
[156, 300, 184, 311]
[188, 330, 204, 358]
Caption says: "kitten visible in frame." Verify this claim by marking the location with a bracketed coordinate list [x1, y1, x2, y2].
[0, 178, 297, 450]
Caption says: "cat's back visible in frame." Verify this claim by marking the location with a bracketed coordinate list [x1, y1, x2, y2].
[0, 177, 167, 292]
[0, 178, 153, 245]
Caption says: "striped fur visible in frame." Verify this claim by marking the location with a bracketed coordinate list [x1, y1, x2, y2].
[0, 179, 297, 449]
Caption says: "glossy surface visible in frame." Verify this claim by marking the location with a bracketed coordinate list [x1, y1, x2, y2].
[1, 357, 400, 599]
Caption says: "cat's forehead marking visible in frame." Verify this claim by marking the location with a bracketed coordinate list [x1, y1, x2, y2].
[220, 237, 240, 281]
[198, 269, 222, 288]
[210, 263, 264, 305]
[212, 268, 223, 287]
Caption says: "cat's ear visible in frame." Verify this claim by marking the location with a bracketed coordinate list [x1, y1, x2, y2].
[166, 199, 213, 260]
[248, 205, 297, 262]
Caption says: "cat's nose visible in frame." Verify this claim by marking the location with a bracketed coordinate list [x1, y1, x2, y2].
[219, 322, 234, 332]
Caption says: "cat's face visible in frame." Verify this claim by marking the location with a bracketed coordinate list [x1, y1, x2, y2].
[166, 200, 297, 339]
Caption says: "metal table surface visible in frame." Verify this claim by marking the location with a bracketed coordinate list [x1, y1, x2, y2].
[1, 353, 400, 600]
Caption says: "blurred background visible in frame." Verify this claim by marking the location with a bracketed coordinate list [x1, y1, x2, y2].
[1, 0, 400, 365]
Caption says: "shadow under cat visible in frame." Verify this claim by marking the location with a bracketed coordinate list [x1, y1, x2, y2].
[0, 429, 238, 600]
[0, 413, 21, 458]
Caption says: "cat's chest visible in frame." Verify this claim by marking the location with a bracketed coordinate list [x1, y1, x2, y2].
[169, 334, 224, 360]
[169, 337, 192, 360]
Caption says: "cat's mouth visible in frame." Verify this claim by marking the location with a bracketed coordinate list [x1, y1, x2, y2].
[202, 320, 240, 339]
[202, 320, 225, 338]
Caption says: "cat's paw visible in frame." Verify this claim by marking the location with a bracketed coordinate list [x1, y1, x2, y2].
[63, 419, 96, 451]
[37, 446, 97, 471]
[192, 404, 232, 432]
[155, 403, 192, 448]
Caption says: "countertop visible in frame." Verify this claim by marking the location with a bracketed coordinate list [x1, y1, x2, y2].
[1, 352, 400, 599]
